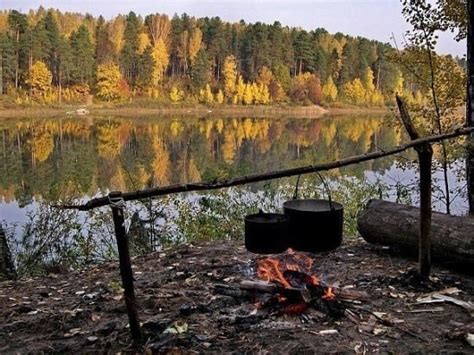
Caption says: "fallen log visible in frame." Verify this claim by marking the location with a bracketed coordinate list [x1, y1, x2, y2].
[357, 200, 474, 266]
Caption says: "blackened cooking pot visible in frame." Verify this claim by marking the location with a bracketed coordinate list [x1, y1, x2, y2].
[283, 199, 343, 252]
[245, 211, 289, 254]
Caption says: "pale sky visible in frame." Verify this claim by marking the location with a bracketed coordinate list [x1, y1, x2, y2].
[1, 0, 466, 56]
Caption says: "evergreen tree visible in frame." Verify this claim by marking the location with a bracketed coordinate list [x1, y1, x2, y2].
[33, 11, 61, 85]
[0, 32, 16, 93]
[120, 11, 141, 87]
[191, 48, 210, 89]
[95, 16, 111, 64]
[137, 45, 155, 89]
[70, 24, 94, 84]
[7, 10, 29, 88]
[293, 30, 312, 75]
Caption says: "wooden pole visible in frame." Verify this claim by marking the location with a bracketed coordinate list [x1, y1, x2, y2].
[59, 127, 474, 211]
[397, 96, 433, 277]
[109, 191, 142, 344]
[467, 0, 474, 215]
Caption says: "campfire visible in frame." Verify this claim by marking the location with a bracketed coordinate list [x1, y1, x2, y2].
[238, 249, 348, 317]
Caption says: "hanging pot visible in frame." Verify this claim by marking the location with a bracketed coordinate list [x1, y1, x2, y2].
[283, 174, 344, 252]
[244, 210, 289, 254]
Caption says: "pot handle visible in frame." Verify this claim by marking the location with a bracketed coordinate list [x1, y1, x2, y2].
[293, 173, 334, 211]
[292, 175, 302, 200]
[315, 172, 335, 211]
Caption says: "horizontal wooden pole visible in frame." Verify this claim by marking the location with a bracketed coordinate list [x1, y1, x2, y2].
[58, 126, 474, 211]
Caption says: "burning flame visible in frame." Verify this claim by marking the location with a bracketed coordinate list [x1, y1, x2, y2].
[254, 249, 337, 316]
[257, 258, 292, 288]
[322, 287, 336, 300]
[257, 249, 321, 288]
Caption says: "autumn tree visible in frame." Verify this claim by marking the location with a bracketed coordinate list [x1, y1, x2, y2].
[341, 78, 366, 105]
[322, 76, 338, 102]
[96, 62, 129, 101]
[401, 0, 467, 214]
[199, 84, 214, 104]
[223, 55, 237, 100]
[151, 38, 169, 85]
[27, 60, 52, 97]
[290, 73, 322, 105]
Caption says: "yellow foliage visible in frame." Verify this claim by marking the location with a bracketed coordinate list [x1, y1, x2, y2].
[222, 130, 237, 163]
[30, 129, 54, 163]
[232, 75, 246, 104]
[215, 119, 224, 134]
[96, 62, 129, 102]
[169, 86, 184, 103]
[170, 120, 184, 137]
[151, 38, 170, 85]
[108, 15, 126, 55]
[254, 83, 271, 105]
[151, 136, 171, 185]
[96, 121, 123, 159]
[342, 78, 366, 105]
[27, 61, 52, 97]
[187, 157, 201, 182]
[223, 55, 238, 99]
[215, 89, 224, 104]
[322, 76, 338, 102]
[369, 91, 385, 106]
[135, 164, 151, 188]
[199, 84, 214, 104]
[188, 26, 202, 65]
[257, 66, 273, 86]
[362, 67, 376, 93]
[243, 84, 254, 105]
[394, 70, 404, 95]
[138, 33, 151, 54]
[110, 166, 126, 191]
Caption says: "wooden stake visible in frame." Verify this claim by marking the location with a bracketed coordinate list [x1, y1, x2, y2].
[397, 96, 433, 277]
[110, 191, 142, 344]
[467, 0, 474, 215]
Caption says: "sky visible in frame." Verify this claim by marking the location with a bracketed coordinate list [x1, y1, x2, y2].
[0, 0, 466, 56]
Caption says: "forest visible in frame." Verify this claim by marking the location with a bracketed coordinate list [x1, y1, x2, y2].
[0, 7, 465, 107]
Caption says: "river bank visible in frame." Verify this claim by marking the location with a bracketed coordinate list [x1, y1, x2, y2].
[0, 103, 389, 120]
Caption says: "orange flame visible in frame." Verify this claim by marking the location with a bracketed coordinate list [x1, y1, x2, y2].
[257, 258, 292, 288]
[256, 249, 321, 289]
[322, 287, 336, 300]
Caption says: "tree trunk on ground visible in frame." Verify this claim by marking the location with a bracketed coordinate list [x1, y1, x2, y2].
[467, 0, 474, 215]
[357, 199, 474, 266]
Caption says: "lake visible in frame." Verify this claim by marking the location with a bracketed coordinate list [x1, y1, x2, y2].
[0, 113, 468, 228]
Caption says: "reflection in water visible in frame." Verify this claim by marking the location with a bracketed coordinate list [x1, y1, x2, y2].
[1, 114, 408, 211]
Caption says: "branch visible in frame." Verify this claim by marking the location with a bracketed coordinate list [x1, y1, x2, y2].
[57, 126, 474, 211]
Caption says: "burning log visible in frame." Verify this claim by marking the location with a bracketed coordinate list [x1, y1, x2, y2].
[358, 200, 474, 266]
[236, 249, 368, 317]
[239, 280, 368, 303]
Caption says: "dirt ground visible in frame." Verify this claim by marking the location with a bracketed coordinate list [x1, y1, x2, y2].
[0, 237, 473, 354]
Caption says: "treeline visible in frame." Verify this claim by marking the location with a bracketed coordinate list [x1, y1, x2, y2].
[0, 7, 464, 106]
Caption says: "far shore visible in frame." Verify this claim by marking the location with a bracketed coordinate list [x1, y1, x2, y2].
[0, 104, 389, 120]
